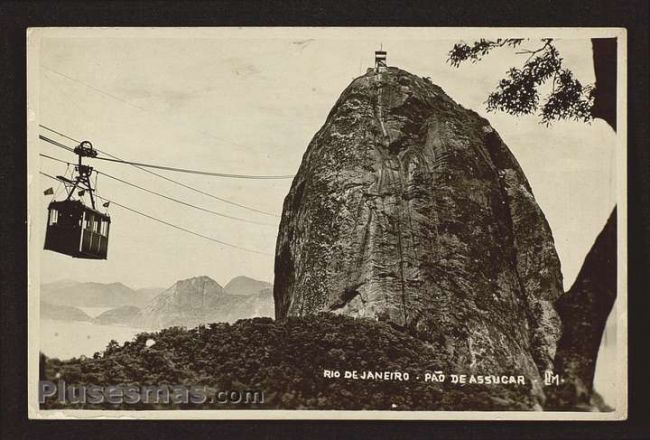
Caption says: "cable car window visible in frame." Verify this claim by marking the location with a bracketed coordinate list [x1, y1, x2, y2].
[49, 209, 58, 226]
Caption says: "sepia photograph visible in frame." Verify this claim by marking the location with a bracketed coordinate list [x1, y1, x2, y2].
[26, 27, 627, 420]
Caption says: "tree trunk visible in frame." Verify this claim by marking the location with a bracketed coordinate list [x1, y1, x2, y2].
[544, 39, 619, 410]
[546, 208, 617, 410]
[591, 38, 617, 130]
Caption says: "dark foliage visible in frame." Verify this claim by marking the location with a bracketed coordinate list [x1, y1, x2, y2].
[41, 314, 535, 411]
[447, 38, 524, 67]
[448, 38, 595, 125]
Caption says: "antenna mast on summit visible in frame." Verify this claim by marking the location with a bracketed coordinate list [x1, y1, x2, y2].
[375, 46, 387, 72]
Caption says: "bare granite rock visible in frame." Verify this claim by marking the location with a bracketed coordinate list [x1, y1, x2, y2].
[274, 67, 564, 404]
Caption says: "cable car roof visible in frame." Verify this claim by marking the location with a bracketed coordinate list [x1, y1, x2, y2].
[48, 199, 111, 219]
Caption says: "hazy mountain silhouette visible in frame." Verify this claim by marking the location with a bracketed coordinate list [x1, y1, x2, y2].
[40, 281, 164, 308]
[93, 306, 142, 326]
[40, 301, 92, 322]
[138, 276, 274, 329]
[224, 275, 272, 296]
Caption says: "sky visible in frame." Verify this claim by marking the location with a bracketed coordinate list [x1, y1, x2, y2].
[32, 28, 617, 290]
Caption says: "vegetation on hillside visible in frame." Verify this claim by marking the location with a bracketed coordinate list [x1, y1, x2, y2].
[41, 314, 536, 410]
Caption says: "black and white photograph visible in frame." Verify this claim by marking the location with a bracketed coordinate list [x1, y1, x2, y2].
[26, 27, 627, 420]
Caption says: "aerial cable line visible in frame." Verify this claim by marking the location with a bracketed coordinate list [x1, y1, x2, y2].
[39, 134, 75, 152]
[38, 131, 295, 179]
[93, 195, 274, 256]
[42, 66, 147, 112]
[39, 171, 273, 257]
[98, 171, 278, 226]
[92, 146, 282, 217]
[40, 67, 274, 152]
[109, 157, 282, 217]
[38, 124, 80, 144]
[53, 163, 70, 199]
[39, 153, 277, 227]
[40, 124, 281, 217]
[39, 153, 74, 166]
[93, 156, 295, 179]
[39, 129, 282, 217]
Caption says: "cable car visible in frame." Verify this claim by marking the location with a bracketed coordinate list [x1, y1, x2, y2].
[43, 140, 111, 259]
[44, 199, 110, 259]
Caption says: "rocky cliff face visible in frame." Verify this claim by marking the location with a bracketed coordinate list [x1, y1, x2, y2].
[274, 67, 563, 401]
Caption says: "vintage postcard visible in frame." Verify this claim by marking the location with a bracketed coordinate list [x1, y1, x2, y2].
[26, 27, 627, 420]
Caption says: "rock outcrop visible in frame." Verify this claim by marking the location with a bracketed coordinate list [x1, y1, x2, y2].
[274, 67, 564, 402]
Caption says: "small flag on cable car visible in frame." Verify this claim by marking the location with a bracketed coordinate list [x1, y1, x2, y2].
[102, 201, 110, 208]
[78, 190, 86, 197]
[43, 187, 54, 195]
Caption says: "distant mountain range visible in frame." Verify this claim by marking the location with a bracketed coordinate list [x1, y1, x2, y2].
[40, 280, 164, 308]
[93, 306, 142, 326]
[138, 276, 273, 329]
[40, 301, 92, 322]
[223, 276, 272, 296]
[40, 275, 274, 329]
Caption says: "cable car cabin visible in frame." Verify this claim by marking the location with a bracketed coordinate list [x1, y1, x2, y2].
[44, 200, 111, 259]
